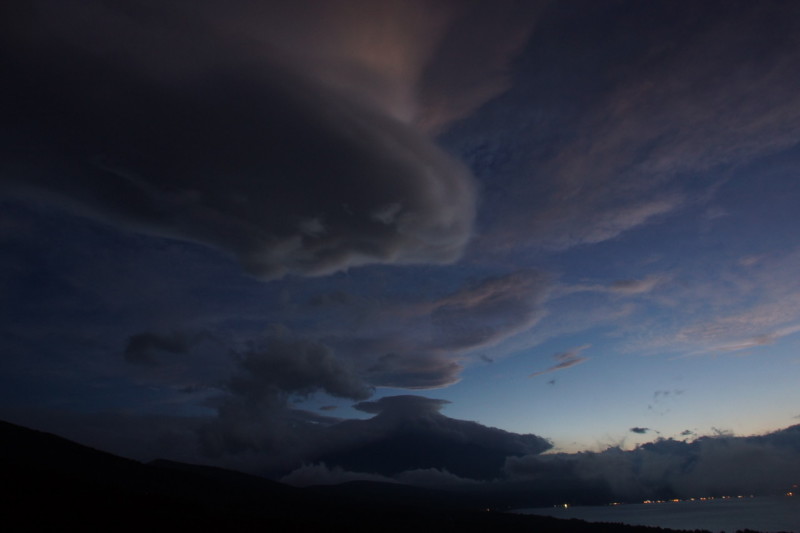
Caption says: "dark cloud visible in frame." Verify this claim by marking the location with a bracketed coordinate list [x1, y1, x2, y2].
[226, 336, 373, 408]
[191, 393, 553, 478]
[104, 326, 367, 466]
[123, 331, 192, 366]
[353, 394, 450, 415]
[1, 0, 539, 279]
[10, 398, 800, 501]
[191, 335, 372, 465]
[529, 345, 590, 377]
[6, 393, 551, 481]
[629, 427, 650, 435]
[0, 0, 544, 280]
[312, 395, 552, 480]
[710, 427, 734, 438]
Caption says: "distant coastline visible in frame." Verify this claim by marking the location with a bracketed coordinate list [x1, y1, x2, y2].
[517, 494, 800, 533]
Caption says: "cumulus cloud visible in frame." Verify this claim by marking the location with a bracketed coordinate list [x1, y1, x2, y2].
[309, 395, 551, 480]
[629, 427, 650, 435]
[188, 335, 372, 468]
[108, 275, 554, 466]
[11, 395, 800, 502]
[226, 336, 373, 409]
[506, 425, 800, 501]
[40, 392, 551, 480]
[0, 0, 550, 279]
[529, 345, 590, 377]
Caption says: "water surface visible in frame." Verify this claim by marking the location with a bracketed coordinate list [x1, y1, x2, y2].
[517, 496, 799, 532]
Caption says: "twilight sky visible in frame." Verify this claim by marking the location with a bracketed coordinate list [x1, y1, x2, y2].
[3, 0, 800, 499]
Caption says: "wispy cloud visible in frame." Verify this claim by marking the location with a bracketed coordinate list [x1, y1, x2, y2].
[609, 276, 666, 295]
[558, 274, 668, 297]
[618, 247, 800, 357]
[325, 270, 553, 389]
[710, 324, 800, 353]
[529, 345, 590, 377]
[481, 3, 800, 256]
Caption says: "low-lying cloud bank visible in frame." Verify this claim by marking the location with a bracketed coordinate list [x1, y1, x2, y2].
[506, 425, 800, 501]
[196, 393, 553, 479]
[5, 398, 800, 505]
[0, 394, 552, 481]
[279, 424, 800, 506]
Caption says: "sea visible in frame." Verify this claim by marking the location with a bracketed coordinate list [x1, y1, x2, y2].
[516, 495, 800, 532]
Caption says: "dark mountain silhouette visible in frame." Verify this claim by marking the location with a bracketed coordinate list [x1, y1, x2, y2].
[0, 419, 740, 532]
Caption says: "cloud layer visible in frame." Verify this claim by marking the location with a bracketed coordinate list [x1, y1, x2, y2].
[329, 270, 552, 389]
[506, 425, 800, 501]
[474, 1, 800, 253]
[0, 1, 548, 278]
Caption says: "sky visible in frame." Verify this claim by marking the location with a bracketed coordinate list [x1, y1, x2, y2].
[2, 0, 800, 500]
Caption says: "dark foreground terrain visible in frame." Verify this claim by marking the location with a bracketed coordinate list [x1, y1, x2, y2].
[0, 420, 766, 532]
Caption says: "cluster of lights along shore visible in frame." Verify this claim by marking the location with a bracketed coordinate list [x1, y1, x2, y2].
[551, 484, 798, 508]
